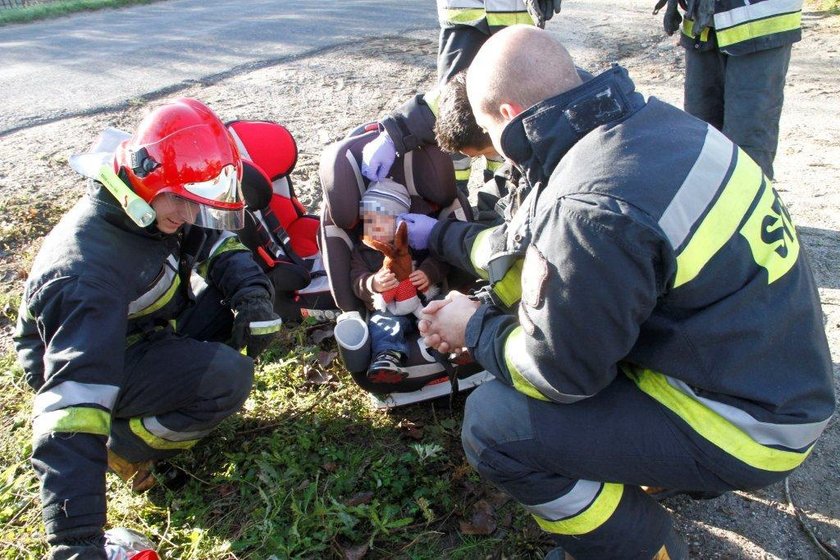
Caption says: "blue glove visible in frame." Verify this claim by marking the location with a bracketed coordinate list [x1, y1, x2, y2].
[398, 213, 438, 251]
[361, 131, 396, 181]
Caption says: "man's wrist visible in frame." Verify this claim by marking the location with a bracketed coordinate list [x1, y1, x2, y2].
[464, 303, 495, 351]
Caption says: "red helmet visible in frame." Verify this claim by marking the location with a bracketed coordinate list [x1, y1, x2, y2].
[114, 98, 245, 230]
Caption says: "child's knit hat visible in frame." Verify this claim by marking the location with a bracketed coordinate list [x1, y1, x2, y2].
[360, 178, 411, 217]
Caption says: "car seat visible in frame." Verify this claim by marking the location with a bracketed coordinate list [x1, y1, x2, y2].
[319, 125, 492, 404]
[227, 119, 339, 323]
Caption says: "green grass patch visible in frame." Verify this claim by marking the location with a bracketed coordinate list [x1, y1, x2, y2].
[0, 0, 164, 26]
[0, 319, 552, 558]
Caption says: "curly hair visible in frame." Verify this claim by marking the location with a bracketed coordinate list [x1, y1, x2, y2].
[434, 71, 492, 154]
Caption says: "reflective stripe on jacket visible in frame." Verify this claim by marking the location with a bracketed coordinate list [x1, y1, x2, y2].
[438, 0, 534, 32]
[681, 0, 802, 55]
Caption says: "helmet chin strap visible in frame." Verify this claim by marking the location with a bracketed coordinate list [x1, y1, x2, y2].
[97, 165, 157, 227]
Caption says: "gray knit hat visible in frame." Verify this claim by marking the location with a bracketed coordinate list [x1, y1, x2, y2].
[360, 178, 411, 218]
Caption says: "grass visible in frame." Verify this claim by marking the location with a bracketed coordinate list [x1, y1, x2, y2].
[0, 0, 163, 26]
[0, 318, 552, 559]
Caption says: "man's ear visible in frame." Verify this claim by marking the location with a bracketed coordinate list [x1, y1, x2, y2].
[499, 102, 524, 122]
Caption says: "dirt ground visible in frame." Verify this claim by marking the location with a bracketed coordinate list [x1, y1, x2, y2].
[0, 1, 838, 558]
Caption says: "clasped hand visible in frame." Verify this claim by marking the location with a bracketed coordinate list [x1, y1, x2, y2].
[418, 291, 481, 354]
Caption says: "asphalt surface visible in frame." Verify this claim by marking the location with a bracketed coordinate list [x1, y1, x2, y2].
[0, 0, 438, 136]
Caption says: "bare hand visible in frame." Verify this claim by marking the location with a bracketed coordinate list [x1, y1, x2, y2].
[371, 267, 398, 293]
[409, 270, 430, 292]
[419, 291, 480, 354]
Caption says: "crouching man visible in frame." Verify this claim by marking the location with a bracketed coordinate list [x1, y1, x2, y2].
[14, 98, 281, 559]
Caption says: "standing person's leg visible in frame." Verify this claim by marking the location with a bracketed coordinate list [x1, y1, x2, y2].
[722, 45, 792, 180]
[683, 46, 726, 131]
[437, 25, 488, 87]
[461, 375, 789, 560]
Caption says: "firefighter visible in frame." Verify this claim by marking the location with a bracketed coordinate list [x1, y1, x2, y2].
[361, 0, 563, 191]
[14, 98, 282, 559]
[656, 0, 801, 180]
[403, 26, 835, 559]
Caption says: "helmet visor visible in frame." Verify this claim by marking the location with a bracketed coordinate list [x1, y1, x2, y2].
[183, 163, 243, 206]
[157, 193, 245, 231]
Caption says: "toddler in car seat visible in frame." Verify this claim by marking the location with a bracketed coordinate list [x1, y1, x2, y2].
[350, 179, 445, 383]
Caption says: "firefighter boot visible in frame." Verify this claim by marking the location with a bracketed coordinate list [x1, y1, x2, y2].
[544, 527, 687, 560]
[107, 449, 156, 493]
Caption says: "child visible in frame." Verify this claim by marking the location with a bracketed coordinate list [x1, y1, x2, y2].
[350, 179, 446, 383]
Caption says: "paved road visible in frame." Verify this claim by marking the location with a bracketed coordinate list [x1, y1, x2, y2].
[0, 0, 438, 135]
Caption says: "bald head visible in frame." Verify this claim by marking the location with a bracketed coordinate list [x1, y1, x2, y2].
[466, 25, 581, 140]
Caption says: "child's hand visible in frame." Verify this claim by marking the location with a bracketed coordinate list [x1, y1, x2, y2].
[371, 267, 398, 293]
[409, 270, 430, 292]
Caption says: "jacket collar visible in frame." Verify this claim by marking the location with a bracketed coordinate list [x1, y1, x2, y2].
[499, 64, 645, 190]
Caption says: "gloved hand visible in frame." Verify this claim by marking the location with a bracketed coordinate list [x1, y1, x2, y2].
[525, 0, 562, 28]
[231, 293, 282, 358]
[397, 213, 438, 251]
[654, 0, 682, 35]
[361, 131, 396, 181]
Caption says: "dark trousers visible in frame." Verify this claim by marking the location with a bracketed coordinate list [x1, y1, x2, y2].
[461, 376, 790, 559]
[684, 43, 792, 180]
[109, 286, 254, 462]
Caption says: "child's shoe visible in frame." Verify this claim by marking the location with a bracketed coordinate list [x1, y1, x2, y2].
[367, 350, 407, 384]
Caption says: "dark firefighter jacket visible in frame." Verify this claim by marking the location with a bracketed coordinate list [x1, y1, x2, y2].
[681, 0, 803, 55]
[428, 65, 835, 474]
[14, 181, 272, 543]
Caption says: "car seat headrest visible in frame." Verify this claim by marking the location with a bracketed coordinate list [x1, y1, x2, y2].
[227, 120, 298, 180]
[319, 129, 456, 230]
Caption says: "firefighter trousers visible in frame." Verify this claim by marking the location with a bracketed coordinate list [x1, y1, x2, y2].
[461, 375, 790, 560]
[684, 43, 792, 181]
[108, 286, 254, 463]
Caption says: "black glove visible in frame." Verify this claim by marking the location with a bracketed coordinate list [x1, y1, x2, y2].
[654, 0, 682, 36]
[231, 293, 282, 358]
[525, 0, 562, 28]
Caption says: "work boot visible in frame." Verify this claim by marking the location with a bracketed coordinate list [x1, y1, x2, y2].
[107, 449, 156, 493]
[544, 527, 687, 560]
[653, 527, 689, 559]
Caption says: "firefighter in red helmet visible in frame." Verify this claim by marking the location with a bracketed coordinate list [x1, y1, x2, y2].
[14, 98, 282, 559]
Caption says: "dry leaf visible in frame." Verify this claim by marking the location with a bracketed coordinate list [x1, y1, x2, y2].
[345, 491, 374, 507]
[459, 499, 497, 535]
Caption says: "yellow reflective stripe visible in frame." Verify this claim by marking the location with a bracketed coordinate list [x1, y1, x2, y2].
[469, 228, 494, 280]
[716, 11, 801, 48]
[129, 275, 181, 319]
[455, 168, 472, 181]
[424, 88, 441, 119]
[33, 407, 111, 437]
[504, 327, 550, 401]
[533, 483, 624, 536]
[211, 235, 249, 258]
[486, 11, 535, 26]
[674, 150, 762, 288]
[492, 258, 523, 307]
[484, 158, 504, 172]
[681, 18, 711, 41]
[129, 418, 198, 451]
[443, 7, 485, 24]
[627, 367, 810, 471]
